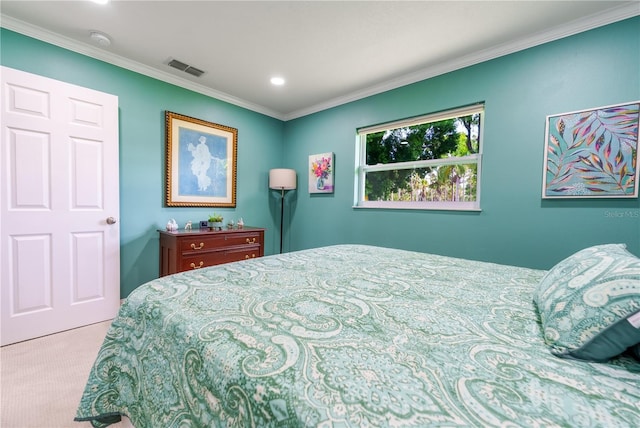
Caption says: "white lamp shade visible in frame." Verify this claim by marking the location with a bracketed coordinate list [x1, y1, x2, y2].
[269, 168, 297, 190]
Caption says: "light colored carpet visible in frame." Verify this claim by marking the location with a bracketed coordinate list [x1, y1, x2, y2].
[1, 320, 130, 428]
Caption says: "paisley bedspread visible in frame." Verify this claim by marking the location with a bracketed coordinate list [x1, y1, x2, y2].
[76, 244, 640, 427]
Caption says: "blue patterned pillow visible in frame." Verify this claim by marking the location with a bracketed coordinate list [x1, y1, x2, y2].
[533, 244, 640, 362]
[630, 343, 640, 361]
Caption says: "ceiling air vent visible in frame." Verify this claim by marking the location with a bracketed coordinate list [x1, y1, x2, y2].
[168, 59, 205, 77]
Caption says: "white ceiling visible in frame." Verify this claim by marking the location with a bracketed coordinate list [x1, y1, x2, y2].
[1, 1, 638, 120]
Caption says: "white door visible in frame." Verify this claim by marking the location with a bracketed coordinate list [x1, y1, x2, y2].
[1, 66, 120, 346]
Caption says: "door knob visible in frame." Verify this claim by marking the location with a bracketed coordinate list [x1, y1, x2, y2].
[106, 217, 117, 225]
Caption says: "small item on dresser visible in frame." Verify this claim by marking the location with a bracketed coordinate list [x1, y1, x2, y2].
[237, 217, 244, 229]
[208, 213, 224, 231]
[226, 219, 235, 230]
[166, 219, 178, 231]
[199, 220, 208, 229]
[185, 221, 192, 231]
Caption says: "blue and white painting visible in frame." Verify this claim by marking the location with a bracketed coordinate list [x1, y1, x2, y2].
[178, 128, 228, 197]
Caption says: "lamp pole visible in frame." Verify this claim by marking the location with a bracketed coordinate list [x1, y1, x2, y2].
[269, 168, 296, 254]
[279, 188, 285, 253]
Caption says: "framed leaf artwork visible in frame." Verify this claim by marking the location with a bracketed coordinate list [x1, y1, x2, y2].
[542, 101, 639, 199]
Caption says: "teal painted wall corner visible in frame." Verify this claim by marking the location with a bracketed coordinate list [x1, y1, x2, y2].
[1, 28, 285, 297]
[2, 16, 639, 298]
[282, 16, 640, 269]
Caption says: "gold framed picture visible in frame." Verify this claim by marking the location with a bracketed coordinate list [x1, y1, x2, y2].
[165, 111, 237, 207]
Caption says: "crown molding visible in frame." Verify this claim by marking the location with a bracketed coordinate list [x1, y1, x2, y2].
[283, 2, 640, 121]
[2, 2, 638, 123]
[0, 14, 286, 120]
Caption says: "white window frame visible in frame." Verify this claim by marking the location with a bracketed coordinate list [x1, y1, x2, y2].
[354, 104, 484, 211]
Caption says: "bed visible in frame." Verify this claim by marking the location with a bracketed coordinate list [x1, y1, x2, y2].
[76, 244, 640, 427]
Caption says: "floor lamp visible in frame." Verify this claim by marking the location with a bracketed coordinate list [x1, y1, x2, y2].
[269, 168, 297, 253]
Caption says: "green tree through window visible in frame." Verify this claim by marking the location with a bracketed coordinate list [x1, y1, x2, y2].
[355, 104, 483, 210]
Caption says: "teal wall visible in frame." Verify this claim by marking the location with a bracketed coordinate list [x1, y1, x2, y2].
[1, 29, 285, 297]
[282, 16, 640, 268]
[2, 17, 639, 298]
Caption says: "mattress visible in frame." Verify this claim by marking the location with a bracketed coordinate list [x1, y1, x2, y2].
[76, 244, 640, 427]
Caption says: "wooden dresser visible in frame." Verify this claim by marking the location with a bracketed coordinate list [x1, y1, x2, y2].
[158, 227, 265, 276]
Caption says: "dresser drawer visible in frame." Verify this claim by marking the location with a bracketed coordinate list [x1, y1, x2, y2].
[179, 246, 261, 271]
[158, 227, 265, 277]
[179, 231, 262, 252]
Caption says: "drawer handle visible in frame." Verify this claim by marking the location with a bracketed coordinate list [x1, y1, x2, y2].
[245, 254, 256, 259]
[190, 261, 204, 269]
[246, 238, 256, 244]
[191, 242, 205, 250]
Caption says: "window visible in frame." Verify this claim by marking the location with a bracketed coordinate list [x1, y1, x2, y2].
[355, 103, 483, 211]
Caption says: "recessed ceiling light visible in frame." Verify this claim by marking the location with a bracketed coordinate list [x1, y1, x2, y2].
[91, 0, 109, 4]
[270, 77, 285, 86]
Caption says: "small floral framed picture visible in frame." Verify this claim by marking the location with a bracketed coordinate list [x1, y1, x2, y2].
[309, 152, 334, 194]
